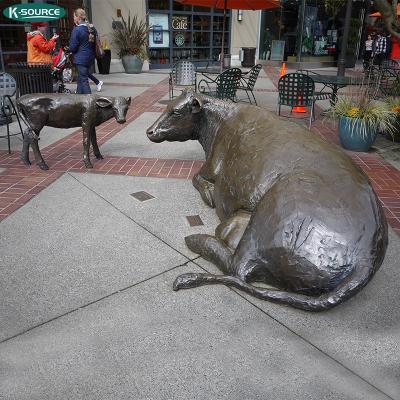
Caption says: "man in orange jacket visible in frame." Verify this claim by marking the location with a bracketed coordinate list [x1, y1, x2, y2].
[27, 22, 59, 64]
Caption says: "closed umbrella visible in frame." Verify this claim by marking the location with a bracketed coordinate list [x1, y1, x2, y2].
[176, 0, 281, 70]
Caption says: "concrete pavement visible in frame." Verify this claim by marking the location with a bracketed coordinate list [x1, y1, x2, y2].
[0, 68, 399, 399]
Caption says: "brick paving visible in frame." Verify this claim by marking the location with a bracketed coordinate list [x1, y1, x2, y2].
[0, 70, 399, 236]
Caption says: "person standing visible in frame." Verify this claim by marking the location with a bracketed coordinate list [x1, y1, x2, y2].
[363, 34, 373, 70]
[374, 33, 387, 66]
[27, 22, 58, 64]
[69, 8, 102, 94]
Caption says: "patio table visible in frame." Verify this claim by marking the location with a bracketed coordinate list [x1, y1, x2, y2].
[310, 74, 363, 105]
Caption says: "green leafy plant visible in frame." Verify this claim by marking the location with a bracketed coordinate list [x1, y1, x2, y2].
[111, 13, 148, 58]
[329, 86, 397, 139]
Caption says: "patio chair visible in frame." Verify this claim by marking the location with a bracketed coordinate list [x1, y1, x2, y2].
[0, 72, 24, 154]
[197, 67, 242, 101]
[237, 64, 262, 105]
[277, 72, 315, 129]
[296, 69, 334, 115]
[169, 60, 197, 99]
[7, 62, 53, 98]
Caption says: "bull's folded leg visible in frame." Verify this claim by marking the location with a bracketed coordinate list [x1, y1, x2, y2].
[185, 234, 233, 273]
[215, 210, 251, 250]
[91, 128, 103, 160]
[192, 173, 215, 208]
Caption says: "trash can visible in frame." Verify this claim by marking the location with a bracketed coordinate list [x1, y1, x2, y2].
[241, 47, 256, 68]
[223, 53, 231, 69]
[7, 63, 52, 97]
[97, 49, 111, 74]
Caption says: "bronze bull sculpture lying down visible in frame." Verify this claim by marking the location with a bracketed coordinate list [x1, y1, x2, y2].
[17, 94, 131, 170]
[147, 91, 388, 311]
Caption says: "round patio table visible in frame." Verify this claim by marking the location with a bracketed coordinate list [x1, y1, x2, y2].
[310, 74, 363, 105]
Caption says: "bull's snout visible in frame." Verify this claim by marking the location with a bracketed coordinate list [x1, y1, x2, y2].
[116, 118, 126, 124]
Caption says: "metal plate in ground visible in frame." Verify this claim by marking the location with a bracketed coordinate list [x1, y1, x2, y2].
[130, 191, 155, 202]
[186, 215, 204, 227]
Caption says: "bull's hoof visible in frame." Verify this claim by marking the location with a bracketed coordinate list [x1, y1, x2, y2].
[173, 273, 202, 291]
[95, 153, 104, 160]
[84, 160, 93, 168]
[21, 157, 31, 166]
[37, 161, 49, 170]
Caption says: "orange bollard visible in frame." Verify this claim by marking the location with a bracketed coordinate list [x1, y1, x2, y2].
[293, 95, 307, 113]
[279, 62, 286, 77]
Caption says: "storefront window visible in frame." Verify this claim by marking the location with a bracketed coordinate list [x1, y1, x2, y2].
[259, 0, 364, 63]
[147, 0, 231, 68]
[149, 0, 169, 10]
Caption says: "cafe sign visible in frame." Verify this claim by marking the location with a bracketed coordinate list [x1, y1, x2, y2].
[172, 16, 188, 30]
[2, 3, 65, 22]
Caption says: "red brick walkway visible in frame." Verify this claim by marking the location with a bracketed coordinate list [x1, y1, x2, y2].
[0, 79, 204, 222]
[1, 71, 400, 236]
[265, 65, 400, 235]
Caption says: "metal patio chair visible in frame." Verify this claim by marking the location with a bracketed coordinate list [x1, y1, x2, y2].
[197, 67, 242, 101]
[7, 62, 52, 97]
[237, 63, 262, 105]
[169, 60, 197, 99]
[296, 69, 334, 115]
[277, 72, 315, 129]
[0, 72, 24, 153]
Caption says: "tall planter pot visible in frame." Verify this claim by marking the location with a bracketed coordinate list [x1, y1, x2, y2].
[339, 117, 378, 152]
[121, 55, 143, 74]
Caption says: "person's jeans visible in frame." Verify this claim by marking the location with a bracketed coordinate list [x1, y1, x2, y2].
[76, 64, 91, 94]
[88, 73, 99, 85]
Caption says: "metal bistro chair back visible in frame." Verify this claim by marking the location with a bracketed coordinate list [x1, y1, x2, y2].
[277, 73, 315, 129]
[169, 60, 197, 99]
[0, 72, 24, 153]
[238, 63, 262, 105]
[215, 68, 241, 101]
[7, 62, 52, 97]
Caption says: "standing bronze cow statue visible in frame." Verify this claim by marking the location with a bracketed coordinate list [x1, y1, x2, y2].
[17, 94, 131, 170]
[147, 91, 388, 311]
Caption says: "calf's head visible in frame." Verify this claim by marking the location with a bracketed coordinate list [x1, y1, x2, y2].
[146, 91, 203, 143]
[96, 96, 131, 123]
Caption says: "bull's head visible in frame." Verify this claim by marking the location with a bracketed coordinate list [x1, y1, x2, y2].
[146, 91, 203, 143]
[96, 96, 131, 124]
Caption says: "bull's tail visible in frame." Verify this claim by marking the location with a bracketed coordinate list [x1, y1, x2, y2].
[173, 265, 374, 312]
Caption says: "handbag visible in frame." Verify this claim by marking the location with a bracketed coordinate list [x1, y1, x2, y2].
[86, 23, 104, 59]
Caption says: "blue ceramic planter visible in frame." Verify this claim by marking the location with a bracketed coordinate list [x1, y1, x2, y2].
[338, 117, 378, 152]
[121, 55, 143, 74]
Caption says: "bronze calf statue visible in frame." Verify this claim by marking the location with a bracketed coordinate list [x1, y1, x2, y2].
[147, 91, 388, 311]
[17, 94, 131, 170]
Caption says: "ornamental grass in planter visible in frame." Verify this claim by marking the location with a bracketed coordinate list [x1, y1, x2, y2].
[329, 86, 396, 152]
[385, 97, 400, 142]
[111, 13, 148, 74]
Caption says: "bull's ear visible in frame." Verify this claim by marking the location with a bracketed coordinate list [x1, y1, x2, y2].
[96, 97, 113, 108]
[126, 97, 131, 105]
[191, 96, 203, 114]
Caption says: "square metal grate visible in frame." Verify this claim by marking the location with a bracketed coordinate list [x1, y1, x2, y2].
[130, 191, 155, 202]
[186, 215, 204, 227]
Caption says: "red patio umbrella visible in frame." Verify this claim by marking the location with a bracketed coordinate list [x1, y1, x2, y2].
[370, 4, 400, 17]
[176, 0, 281, 70]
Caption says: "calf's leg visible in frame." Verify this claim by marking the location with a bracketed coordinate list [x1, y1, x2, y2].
[91, 127, 103, 160]
[21, 128, 32, 165]
[23, 128, 48, 170]
[82, 125, 93, 168]
[215, 210, 251, 250]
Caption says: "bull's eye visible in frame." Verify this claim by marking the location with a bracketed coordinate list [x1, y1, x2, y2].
[172, 110, 180, 116]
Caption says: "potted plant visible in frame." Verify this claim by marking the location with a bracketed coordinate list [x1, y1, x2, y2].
[111, 13, 148, 74]
[137, 47, 150, 71]
[330, 87, 396, 151]
[385, 97, 400, 142]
